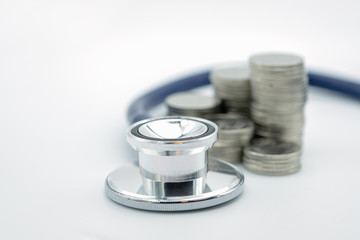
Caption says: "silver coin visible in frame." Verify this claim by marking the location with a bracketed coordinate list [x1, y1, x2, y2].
[250, 109, 304, 118]
[250, 68, 306, 76]
[250, 81, 307, 90]
[254, 128, 304, 136]
[168, 107, 222, 115]
[251, 72, 307, 80]
[251, 88, 307, 97]
[250, 64, 304, 72]
[243, 162, 301, 176]
[251, 85, 308, 95]
[243, 161, 301, 171]
[166, 92, 222, 116]
[251, 97, 306, 105]
[252, 113, 305, 121]
[251, 91, 307, 100]
[251, 121, 304, 129]
[254, 123, 305, 131]
[250, 107, 304, 116]
[244, 138, 301, 158]
[210, 65, 250, 85]
[254, 135, 303, 144]
[243, 154, 301, 163]
[216, 94, 250, 100]
[243, 159, 301, 171]
[250, 53, 304, 69]
[254, 127, 304, 135]
[223, 100, 251, 106]
[242, 138, 302, 175]
[214, 88, 250, 95]
[251, 102, 305, 112]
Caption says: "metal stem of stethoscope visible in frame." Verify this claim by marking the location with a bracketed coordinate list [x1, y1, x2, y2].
[105, 116, 245, 211]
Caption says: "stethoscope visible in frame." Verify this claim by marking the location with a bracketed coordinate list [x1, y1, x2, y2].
[105, 69, 360, 212]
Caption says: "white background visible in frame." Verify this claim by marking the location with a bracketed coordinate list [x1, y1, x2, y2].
[1, 0, 360, 239]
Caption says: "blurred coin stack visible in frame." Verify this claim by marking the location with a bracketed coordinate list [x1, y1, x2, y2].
[210, 65, 251, 115]
[204, 113, 254, 164]
[249, 53, 308, 144]
[243, 138, 301, 175]
[165, 92, 222, 117]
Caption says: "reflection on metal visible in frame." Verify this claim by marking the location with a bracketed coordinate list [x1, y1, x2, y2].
[105, 159, 244, 211]
[105, 116, 244, 211]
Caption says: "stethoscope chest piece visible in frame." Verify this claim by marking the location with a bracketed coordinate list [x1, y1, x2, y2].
[105, 116, 245, 212]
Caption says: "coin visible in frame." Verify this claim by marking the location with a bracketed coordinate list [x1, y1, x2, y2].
[249, 53, 303, 69]
[243, 138, 301, 175]
[166, 92, 222, 117]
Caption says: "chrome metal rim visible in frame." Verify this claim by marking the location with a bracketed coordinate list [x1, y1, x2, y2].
[105, 159, 245, 212]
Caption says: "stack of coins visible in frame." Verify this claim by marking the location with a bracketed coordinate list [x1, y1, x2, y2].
[249, 53, 308, 143]
[243, 138, 301, 175]
[210, 65, 251, 115]
[204, 113, 254, 164]
[165, 92, 222, 117]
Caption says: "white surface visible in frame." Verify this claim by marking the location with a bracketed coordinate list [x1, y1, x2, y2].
[1, 0, 360, 239]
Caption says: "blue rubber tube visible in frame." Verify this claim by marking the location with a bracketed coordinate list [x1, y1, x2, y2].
[127, 70, 360, 124]
[308, 72, 360, 99]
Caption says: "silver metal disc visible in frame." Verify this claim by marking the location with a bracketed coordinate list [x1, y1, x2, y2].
[105, 159, 244, 212]
[249, 53, 304, 69]
[165, 92, 221, 112]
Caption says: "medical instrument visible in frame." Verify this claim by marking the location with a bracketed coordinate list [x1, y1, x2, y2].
[243, 138, 301, 175]
[105, 116, 245, 211]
